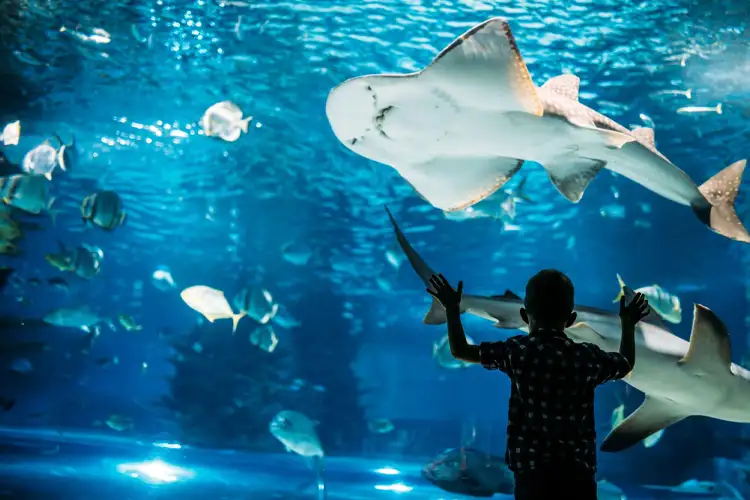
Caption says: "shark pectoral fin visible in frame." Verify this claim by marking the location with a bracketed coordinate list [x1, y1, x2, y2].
[541, 74, 580, 101]
[601, 396, 686, 452]
[490, 290, 522, 301]
[542, 156, 606, 203]
[565, 322, 605, 343]
[631, 127, 656, 148]
[423, 17, 542, 116]
[398, 157, 524, 212]
[678, 304, 732, 373]
[622, 285, 668, 330]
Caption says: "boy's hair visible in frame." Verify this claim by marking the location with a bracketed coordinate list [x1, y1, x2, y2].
[524, 269, 575, 323]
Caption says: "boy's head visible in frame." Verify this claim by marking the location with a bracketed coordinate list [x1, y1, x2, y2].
[520, 269, 577, 330]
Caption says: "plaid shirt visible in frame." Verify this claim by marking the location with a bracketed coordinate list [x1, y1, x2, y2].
[479, 330, 631, 473]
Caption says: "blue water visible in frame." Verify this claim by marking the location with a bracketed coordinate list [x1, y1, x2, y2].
[1, 0, 750, 498]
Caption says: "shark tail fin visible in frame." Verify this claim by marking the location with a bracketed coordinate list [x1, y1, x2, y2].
[694, 159, 750, 243]
[612, 273, 626, 303]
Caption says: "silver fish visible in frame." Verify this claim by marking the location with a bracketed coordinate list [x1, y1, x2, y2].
[81, 190, 126, 230]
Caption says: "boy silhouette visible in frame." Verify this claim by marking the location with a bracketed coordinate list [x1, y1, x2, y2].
[427, 270, 649, 500]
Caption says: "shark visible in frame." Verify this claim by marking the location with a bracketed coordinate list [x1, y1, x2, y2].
[327, 18, 750, 243]
[385, 207, 750, 451]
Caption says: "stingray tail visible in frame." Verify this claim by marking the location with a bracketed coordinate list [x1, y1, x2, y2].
[385, 206, 464, 325]
[694, 159, 750, 243]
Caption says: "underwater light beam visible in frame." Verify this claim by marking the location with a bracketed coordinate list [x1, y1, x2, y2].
[116, 458, 194, 484]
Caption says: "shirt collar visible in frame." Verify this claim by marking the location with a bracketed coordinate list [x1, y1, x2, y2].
[529, 328, 567, 338]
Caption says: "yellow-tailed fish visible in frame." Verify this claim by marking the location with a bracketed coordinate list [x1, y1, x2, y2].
[613, 274, 681, 324]
[180, 285, 246, 333]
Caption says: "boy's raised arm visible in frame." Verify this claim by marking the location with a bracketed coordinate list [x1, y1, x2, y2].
[427, 274, 480, 363]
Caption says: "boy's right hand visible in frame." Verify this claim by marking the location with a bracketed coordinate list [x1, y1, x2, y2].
[427, 274, 463, 311]
[619, 292, 649, 327]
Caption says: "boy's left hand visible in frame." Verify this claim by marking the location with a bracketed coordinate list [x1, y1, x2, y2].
[427, 274, 463, 310]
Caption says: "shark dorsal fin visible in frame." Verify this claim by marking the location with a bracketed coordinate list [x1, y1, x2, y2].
[632, 127, 656, 148]
[622, 285, 668, 330]
[541, 74, 580, 101]
[679, 304, 732, 370]
[491, 290, 521, 300]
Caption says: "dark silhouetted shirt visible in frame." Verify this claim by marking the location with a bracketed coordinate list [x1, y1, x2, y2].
[479, 330, 631, 473]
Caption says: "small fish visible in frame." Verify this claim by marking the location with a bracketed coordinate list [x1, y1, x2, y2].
[95, 356, 118, 367]
[443, 205, 492, 222]
[643, 428, 664, 448]
[181, 285, 246, 332]
[273, 304, 301, 329]
[105, 414, 133, 432]
[368, 418, 395, 434]
[9, 358, 33, 374]
[639, 113, 655, 128]
[12, 50, 45, 66]
[422, 448, 514, 498]
[0, 241, 19, 256]
[433, 333, 475, 369]
[45, 239, 77, 272]
[73, 244, 103, 279]
[651, 88, 692, 99]
[234, 287, 278, 324]
[152, 265, 176, 290]
[234, 16, 243, 41]
[45, 253, 75, 272]
[0, 121, 20, 146]
[60, 26, 111, 44]
[676, 104, 722, 115]
[281, 240, 312, 266]
[613, 274, 681, 324]
[0, 217, 21, 241]
[43, 307, 103, 329]
[118, 314, 142, 331]
[81, 190, 126, 230]
[22, 141, 59, 180]
[200, 101, 252, 142]
[0, 174, 55, 216]
[47, 277, 69, 293]
[249, 325, 278, 352]
[54, 134, 78, 173]
[599, 204, 626, 218]
[384, 247, 404, 270]
[269, 410, 323, 457]
[643, 479, 717, 495]
[597, 480, 626, 500]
